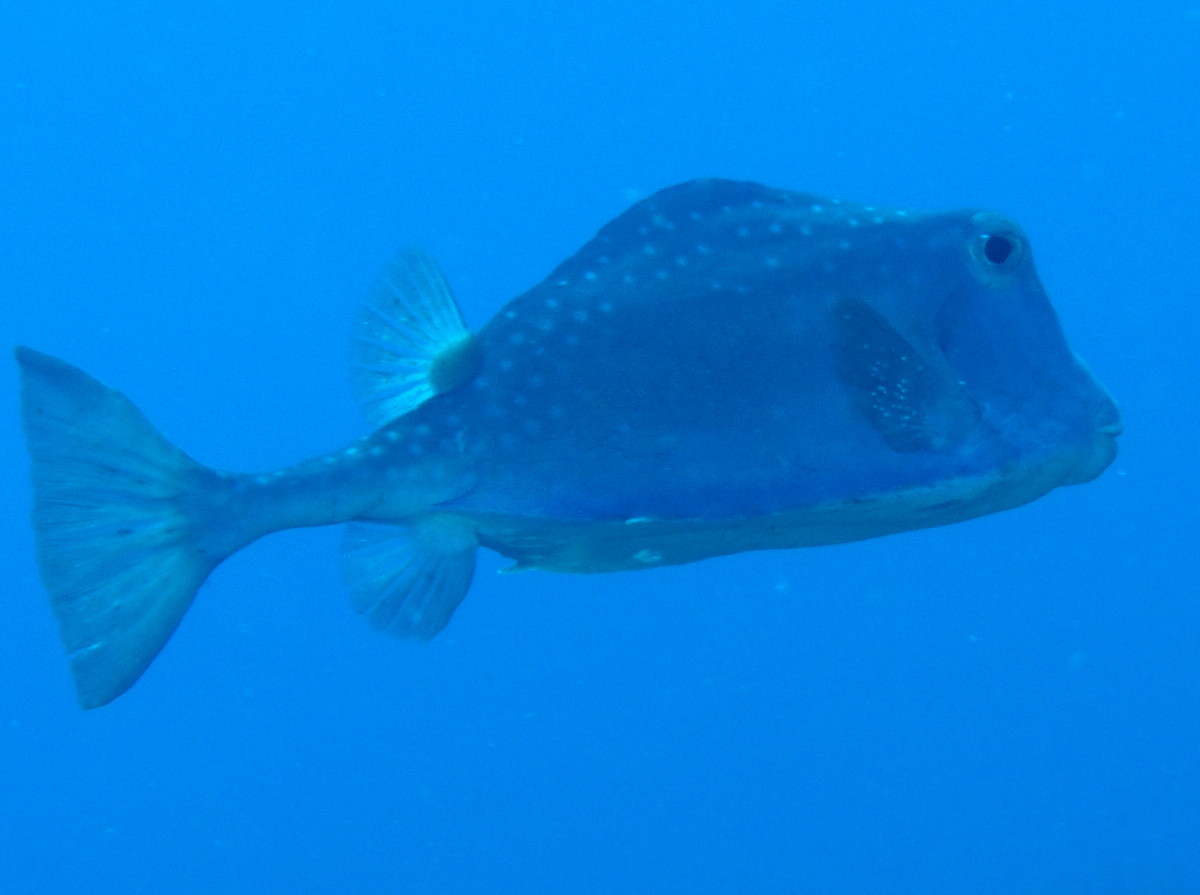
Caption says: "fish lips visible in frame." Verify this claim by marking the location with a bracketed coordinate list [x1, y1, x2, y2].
[1059, 397, 1122, 486]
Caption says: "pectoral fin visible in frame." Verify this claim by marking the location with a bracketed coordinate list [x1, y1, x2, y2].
[833, 299, 979, 452]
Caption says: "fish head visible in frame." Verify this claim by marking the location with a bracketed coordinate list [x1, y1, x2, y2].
[876, 208, 1122, 487]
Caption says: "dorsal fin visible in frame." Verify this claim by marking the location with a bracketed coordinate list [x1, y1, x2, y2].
[351, 246, 481, 427]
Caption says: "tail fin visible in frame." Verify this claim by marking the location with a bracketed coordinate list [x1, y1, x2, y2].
[15, 347, 228, 709]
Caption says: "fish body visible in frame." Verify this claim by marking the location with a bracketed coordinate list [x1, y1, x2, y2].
[15, 179, 1121, 707]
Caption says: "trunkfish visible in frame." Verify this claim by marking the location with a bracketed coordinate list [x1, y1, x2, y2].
[15, 179, 1122, 707]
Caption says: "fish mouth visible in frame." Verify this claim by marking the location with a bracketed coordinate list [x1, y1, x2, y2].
[1059, 408, 1122, 487]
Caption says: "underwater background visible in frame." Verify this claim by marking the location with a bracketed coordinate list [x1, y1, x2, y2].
[2, 1, 1197, 892]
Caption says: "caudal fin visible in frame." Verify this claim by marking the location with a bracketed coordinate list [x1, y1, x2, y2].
[15, 347, 227, 708]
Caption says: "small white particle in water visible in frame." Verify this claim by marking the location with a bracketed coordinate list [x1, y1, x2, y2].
[696, 243, 711, 254]
[505, 310, 517, 319]
[634, 548, 662, 563]
[873, 216, 885, 224]
[368, 445, 384, 457]
[416, 424, 431, 436]
[766, 258, 779, 268]
[545, 298, 560, 309]
[385, 430, 400, 442]
[600, 301, 614, 312]
[344, 446, 359, 457]
[584, 270, 597, 281]
[623, 274, 635, 285]
[800, 225, 813, 236]
[709, 280, 722, 289]
[322, 455, 338, 466]
[556, 279, 569, 287]
[811, 204, 823, 213]
[839, 240, 852, 250]
[675, 256, 687, 266]
[643, 243, 657, 255]
[255, 474, 272, 485]
[736, 226, 750, 238]
[848, 218, 860, 227]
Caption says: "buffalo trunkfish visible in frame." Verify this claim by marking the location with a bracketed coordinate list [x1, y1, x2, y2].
[15, 179, 1122, 708]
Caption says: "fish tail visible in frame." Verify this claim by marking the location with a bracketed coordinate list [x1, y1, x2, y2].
[15, 347, 249, 709]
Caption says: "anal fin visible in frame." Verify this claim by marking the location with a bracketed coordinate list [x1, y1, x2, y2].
[340, 515, 478, 639]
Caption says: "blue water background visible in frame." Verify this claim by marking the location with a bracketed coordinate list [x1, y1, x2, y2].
[2, 2, 1197, 892]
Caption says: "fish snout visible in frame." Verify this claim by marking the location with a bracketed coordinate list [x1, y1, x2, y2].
[1061, 398, 1122, 486]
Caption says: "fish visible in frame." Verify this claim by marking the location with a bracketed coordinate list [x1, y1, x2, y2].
[15, 178, 1122, 708]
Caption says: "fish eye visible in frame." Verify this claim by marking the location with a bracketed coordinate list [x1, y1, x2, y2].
[982, 234, 1015, 265]
[966, 212, 1025, 286]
